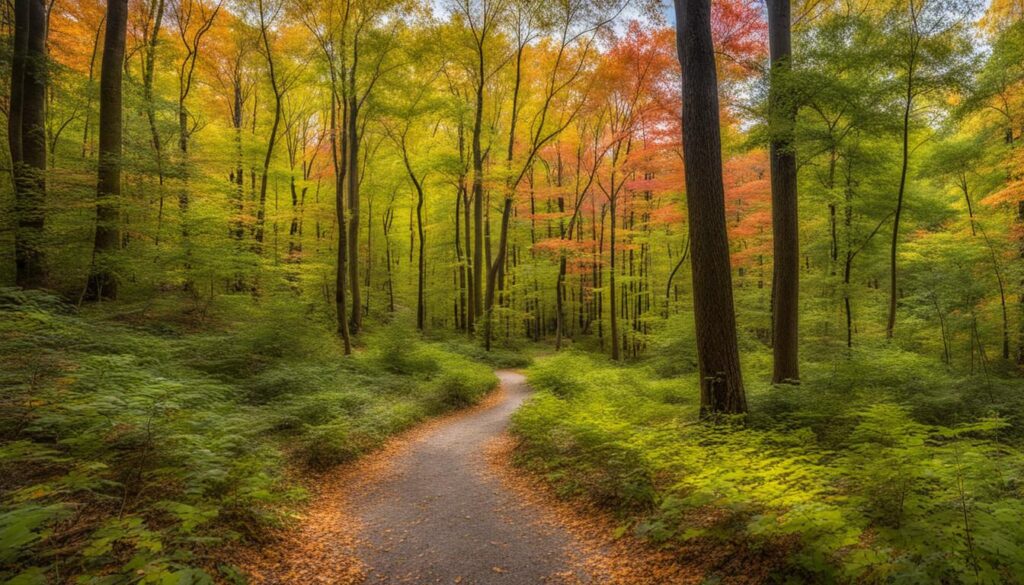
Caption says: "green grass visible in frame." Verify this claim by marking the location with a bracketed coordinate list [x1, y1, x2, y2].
[0, 288, 498, 584]
[511, 350, 1024, 584]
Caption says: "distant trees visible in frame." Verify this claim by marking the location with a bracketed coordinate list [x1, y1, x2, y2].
[5, 0, 1021, 385]
[675, 0, 747, 414]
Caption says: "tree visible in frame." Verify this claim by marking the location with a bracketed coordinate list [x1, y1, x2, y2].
[767, 0, 799, 383]
[342, 0, 403, 334]
[675, 0, 746, 414]
[9, 0, 48, 287]
[483, 0, 619, 351]
[450, 0, 508, 331]
[883, 0, 976, 339]
[86, 0, 129, 300]
[253, 0, 296, 248]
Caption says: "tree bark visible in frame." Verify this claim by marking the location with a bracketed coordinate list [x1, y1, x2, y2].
[8, 0, 27, 170]
[471, 53, 485, 321]
[86, 0, 128, 300]
[331, 89, 351, 353]
[675, 0, 747, 414]
[14, 0, 48, 287]
[485, 197, 512, 350]
[887, 53, 915, 339]
[347, 90, 362, 332]
[255, 0, 282, 247]
[767, 0, 799, 383]
[609, 178, 620, 360]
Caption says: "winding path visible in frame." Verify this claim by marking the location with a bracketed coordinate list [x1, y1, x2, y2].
[351, 370, 588, 584]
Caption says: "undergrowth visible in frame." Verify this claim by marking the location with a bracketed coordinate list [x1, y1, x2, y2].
[512, 350, 1024, 584]
[0, 288, 498, 583]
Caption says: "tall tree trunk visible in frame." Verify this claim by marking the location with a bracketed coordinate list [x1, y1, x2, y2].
[464, 188, 475, 332]
[9, 0, 27, 170]
[471, 61, 485, 321]
[86, 0, 128, 300]
[767, 0, 798, 383]
[1018, 200, 1024, 365]
[484, 197, 512, 350]
[347, 91, 361, 333]
[15, 0, 47, 287]
[455, 190, 466, 330]
[384, 206, 395, 313]
[331, 90, 351, 353]
[887, 60, 915, 339]
[415, 180, 426, 331]
[609, 182, 620, 360]
[675, 0, 747, 415]
[231, 72, 245, 240]
[255, 2, 282, 247]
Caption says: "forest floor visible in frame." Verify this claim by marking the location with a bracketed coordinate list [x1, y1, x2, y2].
[235, 371, 696, 585]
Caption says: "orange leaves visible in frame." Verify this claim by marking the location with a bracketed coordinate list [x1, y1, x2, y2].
[711, 0, 767, 80]
[650, 204, 685, 226]
[719, 150, 772, 267]
[532, 238, 596, 257]
[49, 0, 106, 75]
[981, 180, 1024, 208]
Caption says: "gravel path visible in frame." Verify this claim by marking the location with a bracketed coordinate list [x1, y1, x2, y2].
[352, 370, 588, 584]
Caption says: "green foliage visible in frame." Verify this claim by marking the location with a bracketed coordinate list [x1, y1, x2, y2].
[512, 351, 1024, 583]
[526, 351, 591, 398]
[0, 289, 499, 582]
[647, 313, 699, 378]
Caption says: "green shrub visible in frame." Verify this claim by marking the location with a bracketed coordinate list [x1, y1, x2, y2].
[299, 421, 373, 469]
[437, 338, 532, 369]
[646, 312, 699, 378]
[0, 290, 500, 583]
[527, 352, 590, 398]
[430, 360, 496, 409]
[511, 353, 1024, 583]
[371, 322, 442, 376]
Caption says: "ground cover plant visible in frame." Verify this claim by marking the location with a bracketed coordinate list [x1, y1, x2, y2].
[0, 289, 496, 583]
[513, 349, 1024, 583]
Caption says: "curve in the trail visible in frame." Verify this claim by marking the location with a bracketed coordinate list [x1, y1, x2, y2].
[351, 370, 588, 585]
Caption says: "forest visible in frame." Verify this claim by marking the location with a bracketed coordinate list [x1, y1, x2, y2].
[3, 0, 1024, 582]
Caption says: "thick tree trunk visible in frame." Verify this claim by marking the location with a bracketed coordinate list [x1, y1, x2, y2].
[485, 197, 512, 350]
[471, 66, 485, 321]
[675, 0, 747, 415]
[15, 0, 47, 287]
[331, 91, 351, 353]
[347, 93, 362, 333]
[767, 0, 799, 383]
[86, 0, 128, 300]
[9, 0, 27, 169]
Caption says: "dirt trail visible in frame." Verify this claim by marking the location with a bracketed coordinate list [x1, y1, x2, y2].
[351, 370, 587, 584]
